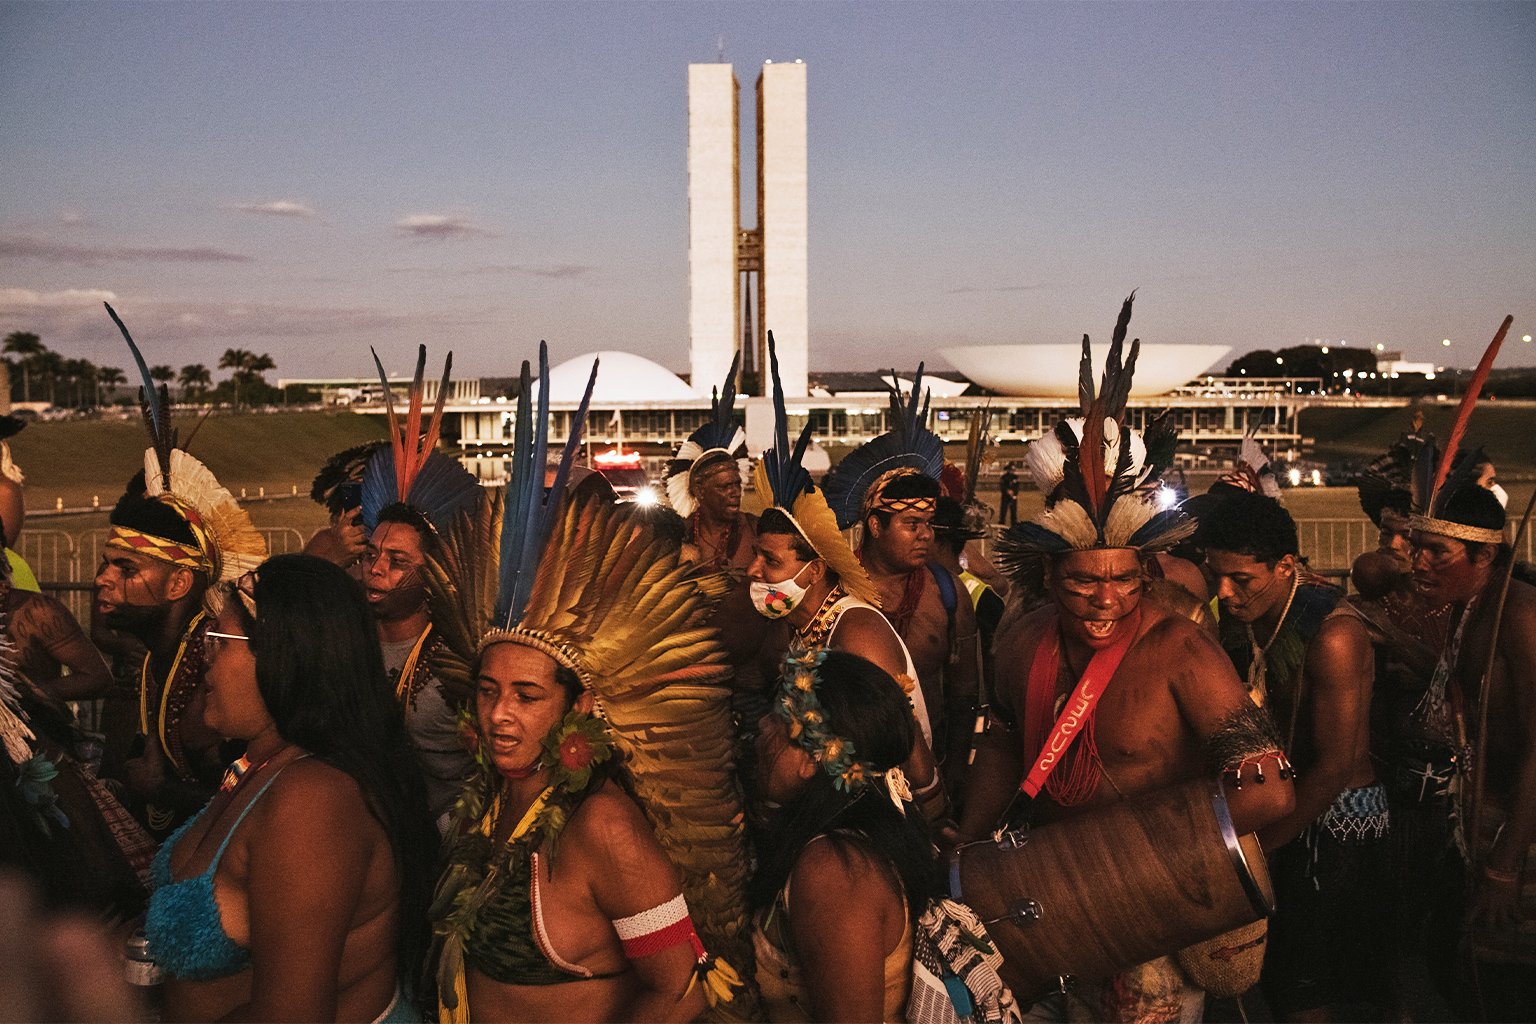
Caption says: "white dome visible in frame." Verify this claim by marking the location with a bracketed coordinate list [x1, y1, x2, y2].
[538, 351, 698, 403]
[940, 344, 1230, 398]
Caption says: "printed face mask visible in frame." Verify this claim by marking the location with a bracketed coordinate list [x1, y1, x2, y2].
[749, 562, 815, 620]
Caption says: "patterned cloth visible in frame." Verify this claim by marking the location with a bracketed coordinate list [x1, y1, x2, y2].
[908, 898, 1023, 1024]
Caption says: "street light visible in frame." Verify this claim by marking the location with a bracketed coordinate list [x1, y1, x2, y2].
[1442, 338, 1452, 347]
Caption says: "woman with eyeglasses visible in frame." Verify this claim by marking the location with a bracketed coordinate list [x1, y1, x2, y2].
[144, 554, 435, 1022]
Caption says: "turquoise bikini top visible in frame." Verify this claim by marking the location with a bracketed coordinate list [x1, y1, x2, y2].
[145, 763, 297, 981]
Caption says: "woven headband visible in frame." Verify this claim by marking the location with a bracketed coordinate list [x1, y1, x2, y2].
[1405, 514, 1506, 546]
[106, 525, 212, 573]
[864, 468, 937, 519]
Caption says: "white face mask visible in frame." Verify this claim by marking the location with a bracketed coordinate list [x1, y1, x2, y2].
[1489, 482, 1510, 510]
[749, 562, 816, 620]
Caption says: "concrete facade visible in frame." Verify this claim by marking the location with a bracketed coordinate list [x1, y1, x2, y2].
[687, 60, 808, 398]
[687, 64, 740, 398]
[757, 61, 809, 397]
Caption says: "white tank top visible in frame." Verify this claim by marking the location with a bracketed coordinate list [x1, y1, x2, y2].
[825, 594, 933, 747]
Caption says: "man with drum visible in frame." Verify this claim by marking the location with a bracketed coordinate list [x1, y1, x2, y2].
[1199, 490, 1390, 1021]
[960, 297, 1295, 1022]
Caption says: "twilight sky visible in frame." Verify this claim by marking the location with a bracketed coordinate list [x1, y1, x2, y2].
[2, 0, 1533, 382]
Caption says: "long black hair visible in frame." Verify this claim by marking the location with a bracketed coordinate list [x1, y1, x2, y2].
[232, 553, 437, 988]
[749, 650, 941, 922]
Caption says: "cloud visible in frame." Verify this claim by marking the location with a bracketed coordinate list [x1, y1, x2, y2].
[59, 209, 87, 227]
[386, 262, 593, 280]
[0, 235, 254, 266]
[0, 287, 118, 307]
[394, 214, 493, 239]
[945, 282, 1047, 295]
[0, 292, 487, 354]
[231, 200, 317, 219]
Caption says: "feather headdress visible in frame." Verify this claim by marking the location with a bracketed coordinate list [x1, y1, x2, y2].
[1404, 315, 1513, 545]
[754, 332, 882, 607]
[421, 351, 754, 1018]
[359, 346, 481, 532]
[1355, 410, 1427, 528]
[666, 351, 748, 518]
[996, 293, 1193, 581]
[103, 304, 267, 584]
[821, 363, 945, 531]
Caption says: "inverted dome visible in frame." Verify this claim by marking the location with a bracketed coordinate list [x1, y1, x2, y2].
[940, 343, 1230, 398]
[539, 350, 698, 403]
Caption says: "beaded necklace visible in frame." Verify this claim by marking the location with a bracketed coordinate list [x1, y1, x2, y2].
[793, 585, 848, 651]
[138, 611, 208, 784]
[394, 623, 436, 719]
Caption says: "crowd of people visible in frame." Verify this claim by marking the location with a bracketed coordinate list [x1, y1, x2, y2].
[0, 298, 1531, 1024]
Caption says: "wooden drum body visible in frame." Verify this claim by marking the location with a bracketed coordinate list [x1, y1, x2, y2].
[949, 777, 1273, 1001]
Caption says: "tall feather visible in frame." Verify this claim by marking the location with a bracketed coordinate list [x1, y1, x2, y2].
[1077, 335, 1095, 416]
[962, 406, 992, 505]
[760, 331, 813, 506]
[1431, 315, 1511, 504]
[496, 343, 597, 627]
[105, 303, 175, 486]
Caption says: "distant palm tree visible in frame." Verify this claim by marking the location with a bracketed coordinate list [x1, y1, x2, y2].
[97, 366, 127, 406]
[60, 358, 97, 408]
[218, 348, 277, 407]
[3, 332, 46, 403]
[179, 363, 212, 400]
[150, 364, 175, 387]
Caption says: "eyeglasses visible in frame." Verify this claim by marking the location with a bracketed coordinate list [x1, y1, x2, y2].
[204, 630, 251, 657]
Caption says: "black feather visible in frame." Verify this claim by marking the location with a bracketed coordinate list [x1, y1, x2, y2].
[1077, 335, 1095, 416]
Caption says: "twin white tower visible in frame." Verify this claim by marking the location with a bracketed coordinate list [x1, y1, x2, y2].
[688, 61, 808, 398]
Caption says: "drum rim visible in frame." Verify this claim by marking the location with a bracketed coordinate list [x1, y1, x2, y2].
[1211, 782, 1276, 917]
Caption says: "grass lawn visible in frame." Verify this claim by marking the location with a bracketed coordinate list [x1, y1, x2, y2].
[12, 409, 388, 511]
[1298, 404, 1536, 473]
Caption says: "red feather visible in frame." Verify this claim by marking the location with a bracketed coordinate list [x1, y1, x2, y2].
[1078, 408, 1107, 520]
[1432, 315, 1511, 500]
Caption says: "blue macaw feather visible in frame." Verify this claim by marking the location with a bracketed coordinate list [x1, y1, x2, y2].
[496, 344, 598, 628]
[760, 331, 812, 507]
[105, 303, 177, 486]
[360, 445, 396, 531]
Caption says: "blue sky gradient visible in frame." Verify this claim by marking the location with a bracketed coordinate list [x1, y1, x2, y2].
[2, 1, 1533, 380]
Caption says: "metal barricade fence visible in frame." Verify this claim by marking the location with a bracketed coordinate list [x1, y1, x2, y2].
[21, 527, 307, 625]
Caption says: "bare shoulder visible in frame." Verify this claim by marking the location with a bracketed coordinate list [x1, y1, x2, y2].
[1141, 602, 1226, 662]
[994, 602, 1054, 659]
[566, 779, 661, 853]
[832, 606, 906, 670]
[258, 757, 370, 825]
[790, 834, 890, 897]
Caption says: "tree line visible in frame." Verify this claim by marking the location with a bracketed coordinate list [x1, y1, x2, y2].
[1, 332, 287, 409]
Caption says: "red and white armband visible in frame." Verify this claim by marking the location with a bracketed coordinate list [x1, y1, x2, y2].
[612, 893, 706, 961]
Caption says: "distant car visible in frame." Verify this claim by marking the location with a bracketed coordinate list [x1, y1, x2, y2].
[592, 447, 659, 505]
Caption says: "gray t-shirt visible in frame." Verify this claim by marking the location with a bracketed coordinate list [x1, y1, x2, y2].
[381, 633, 475, 828]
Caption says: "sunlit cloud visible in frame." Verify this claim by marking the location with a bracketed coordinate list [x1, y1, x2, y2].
[394, 214, 493, 239]
[0, 287, 118, 307]
[231, 199, 317, 219]
[0, 235, 254, 265]
[386, 262, 592, 279]
[59, 209, 87, 226]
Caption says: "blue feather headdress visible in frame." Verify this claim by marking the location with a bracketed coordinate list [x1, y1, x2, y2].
[494, 343, 598, 629]
[996, 293, 1193, 582]
[665, 351, 748, 518]
[820, 365, 944, 531]
[359, 346, 482, 533]
[752, 332, 881, 606]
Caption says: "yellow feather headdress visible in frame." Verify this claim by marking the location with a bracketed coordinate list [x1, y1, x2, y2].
[756, 331, 881, 607]
[422, 349, 757, 1018]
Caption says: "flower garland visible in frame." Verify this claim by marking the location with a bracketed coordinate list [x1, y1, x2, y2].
[776, 648, 876, 794]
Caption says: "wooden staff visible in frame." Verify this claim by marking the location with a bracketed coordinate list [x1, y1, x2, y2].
[1468, 483, 1536, 876]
